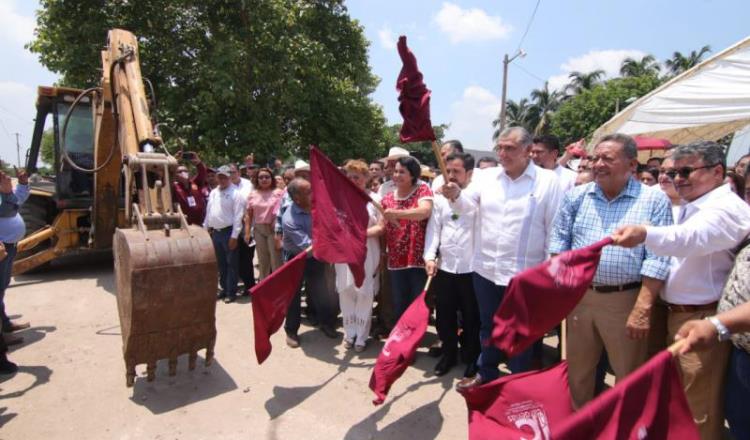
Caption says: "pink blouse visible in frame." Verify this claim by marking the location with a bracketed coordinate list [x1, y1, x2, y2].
[247, 188, 283, 224]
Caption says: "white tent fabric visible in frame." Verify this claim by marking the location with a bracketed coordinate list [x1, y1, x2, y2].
[727, 123, 750, 166]
[591, 35, 750, 147]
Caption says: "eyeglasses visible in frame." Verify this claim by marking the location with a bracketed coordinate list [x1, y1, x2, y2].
[664, 164, 719, 180]
[258, 175, 272, 180]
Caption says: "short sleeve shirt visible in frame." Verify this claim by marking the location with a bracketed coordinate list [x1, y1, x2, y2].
[382, 183, 433, 270]
[247, 188, 283, 224]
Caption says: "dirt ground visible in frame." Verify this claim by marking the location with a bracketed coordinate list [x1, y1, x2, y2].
[0, 253, 497, 440]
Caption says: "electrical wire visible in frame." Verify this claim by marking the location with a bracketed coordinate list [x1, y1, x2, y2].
[512, 63, 547, 84]
[515, 0, 541, 53]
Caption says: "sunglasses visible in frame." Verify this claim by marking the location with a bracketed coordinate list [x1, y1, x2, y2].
[664, 164, 719, 180]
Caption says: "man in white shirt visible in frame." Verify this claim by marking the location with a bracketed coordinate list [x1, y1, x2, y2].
[204, 166, 246, 303]
[430, 139, 463, 191]
[229, 163, 256, 295]
[424, 152, 480, 378]
[530, 134, 577, 192]
[445, 126, 563, 390]
[613, 141, 750, 439]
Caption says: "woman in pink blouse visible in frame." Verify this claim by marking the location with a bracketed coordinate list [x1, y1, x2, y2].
[244, 167, 283, 280]
[382, 156, 434, 319]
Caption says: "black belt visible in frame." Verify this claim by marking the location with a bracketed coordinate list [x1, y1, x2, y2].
[208, 226, 232, 233]
[590, 282, 642, 293]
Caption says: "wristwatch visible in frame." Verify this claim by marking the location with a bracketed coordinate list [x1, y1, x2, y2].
[707, 316, 731, 342]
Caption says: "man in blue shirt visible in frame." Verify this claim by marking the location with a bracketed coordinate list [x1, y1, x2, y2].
[0, 168, 32, 374]
[549, 133, 672, 409]
[282, 178, 338, 348]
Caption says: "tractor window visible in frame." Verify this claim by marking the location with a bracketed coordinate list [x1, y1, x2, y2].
[57, 103, 94, 195]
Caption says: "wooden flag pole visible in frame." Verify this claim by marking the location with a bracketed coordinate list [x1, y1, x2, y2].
[561, 319, 567, 360]
[431, 140, 449, 181]
[667, 339, 686, 356]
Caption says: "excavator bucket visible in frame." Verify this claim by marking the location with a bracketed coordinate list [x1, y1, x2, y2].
[113, 224, 217, 387]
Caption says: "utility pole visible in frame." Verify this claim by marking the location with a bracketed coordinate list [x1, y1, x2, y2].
[14, 133, 21, 167]
[499, 50, 527, 132]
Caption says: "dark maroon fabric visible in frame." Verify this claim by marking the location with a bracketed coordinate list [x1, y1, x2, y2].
[552, 351, 700, 439]
[250, 251, 308, 364]
[490, 237, 613, 357]
[309, 146, 371, 287]
[462, 362, 573, 440]
[369, 290, 429, 405]
[396, 36, 435, 143]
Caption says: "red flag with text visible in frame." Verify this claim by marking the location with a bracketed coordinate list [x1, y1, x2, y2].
[491, 237, 613, 357]
[396, 36, 435, 143]
[369, 290, 429, 405]
[310, 146, 371, 287]
[250, 251, 308, 364]
[552, 350, 699, 439]
[463, 362, 573, 440]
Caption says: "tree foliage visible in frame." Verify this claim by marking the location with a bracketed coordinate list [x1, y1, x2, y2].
[549, 75, 663, 144]
[382, 123, 447, 166]
[665, 45, 711, 76]
[27, 0, 388, 164]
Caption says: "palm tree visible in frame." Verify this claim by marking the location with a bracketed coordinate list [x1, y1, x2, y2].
[530, 82, 562, 135]
[565, 70, 605, 95]
[665, 45, 711, 75]
[620, 54, 661, 77]
[492, 98, 538, 138]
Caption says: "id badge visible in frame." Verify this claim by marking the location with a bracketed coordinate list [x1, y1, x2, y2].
[187, 196, 197, 207]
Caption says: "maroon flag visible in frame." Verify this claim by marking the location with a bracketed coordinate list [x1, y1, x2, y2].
[369, 290, 429, 405]
[490, 237, 613, 357]
[552, 351, 699, 439]
[396, 36, 436, 143]
[310, 146, 372, 287]
[463, 362, 573, 440]
[250, 251, 308, 364]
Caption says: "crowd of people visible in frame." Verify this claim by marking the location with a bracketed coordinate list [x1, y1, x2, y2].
[2, 126, 750, 438]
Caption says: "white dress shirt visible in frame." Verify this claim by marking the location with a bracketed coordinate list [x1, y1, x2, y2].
[554, 165, 577, 192]
[645, 184, 750, 305]
[234, 177, 254, 200]
[423, 192, 477, 274]
[455, 162, 563, 285]
[203, 185, 245, 238]
[430, 174, 445, 192]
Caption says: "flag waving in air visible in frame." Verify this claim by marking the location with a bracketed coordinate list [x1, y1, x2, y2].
[490, 237, 613, 357]
[396, 36, 435, 143]
[250, 251, 308, 364]
[310, 146, 372, 287]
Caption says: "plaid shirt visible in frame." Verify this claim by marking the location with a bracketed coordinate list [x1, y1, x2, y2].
[549, 177, 672, 285]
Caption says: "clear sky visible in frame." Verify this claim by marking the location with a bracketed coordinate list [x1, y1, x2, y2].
[1, 0, 749, 165]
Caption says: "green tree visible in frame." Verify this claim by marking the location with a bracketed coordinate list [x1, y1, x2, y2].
[549, 75, 663, 144]
[664, 45, 711, 76]
[28, 0, 387, 164]
[530, 82, 562, 135]
[40, 129, 55, 166]
[491, 98, 538, 139]
[620, 55, 660, 77]
[565, 70, 605, 96]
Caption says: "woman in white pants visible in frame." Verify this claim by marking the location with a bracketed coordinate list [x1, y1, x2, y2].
[336, 160, 384, 352]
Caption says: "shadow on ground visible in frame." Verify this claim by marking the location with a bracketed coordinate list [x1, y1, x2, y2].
[12, 250, 114, 294]
[343, 375, 454, 440]
[0, 407, 17, 427]
[0, 365, 53, 399]
[129, 355, 236, 415]
[7, 326, 56, 353]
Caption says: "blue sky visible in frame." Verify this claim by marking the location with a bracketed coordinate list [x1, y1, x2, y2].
[1, 0, 749, 164]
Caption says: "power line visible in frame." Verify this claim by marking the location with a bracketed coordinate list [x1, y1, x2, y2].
[515, 0, 541, 53]
[512, 63, 547, 84]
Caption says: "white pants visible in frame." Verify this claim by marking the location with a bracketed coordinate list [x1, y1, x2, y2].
[338, 286, 374, 346]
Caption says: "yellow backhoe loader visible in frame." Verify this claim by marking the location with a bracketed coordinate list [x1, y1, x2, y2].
[16, 29, 217, 387]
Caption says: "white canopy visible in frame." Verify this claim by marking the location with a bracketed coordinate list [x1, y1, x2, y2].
[591, 35, 750, 147]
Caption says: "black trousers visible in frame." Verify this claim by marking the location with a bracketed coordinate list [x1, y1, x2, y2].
[432, 269, 480, 363]
[237, 229, 256, 291]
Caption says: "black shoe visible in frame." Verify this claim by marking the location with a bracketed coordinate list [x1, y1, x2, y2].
[434, 354, 457, 376]
[223, 296, 236, 304]
[463, 361, 479, 378]
[427, 345, 443, 358]
[216, 292, 225, 301]
[286, 333, 300, 348]
[0, 357, 18, 375]
[320, 326, 338, 339]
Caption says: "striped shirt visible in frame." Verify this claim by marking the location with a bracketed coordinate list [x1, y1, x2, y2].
[549, 177, 672, 285]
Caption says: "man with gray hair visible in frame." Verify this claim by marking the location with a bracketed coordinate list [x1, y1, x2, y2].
[548, 133, 673, 409]
[446, 126, 563, 390]
[613, 140, 750, 439]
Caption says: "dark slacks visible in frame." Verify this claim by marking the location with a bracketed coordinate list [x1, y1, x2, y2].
[284, 254, 337, 335]
[237, 229, 256, 292]
[389, 267, 427, 320]
[211, 228, 238, 298]
[472, 273, 534, 381]
[0, 243, 18, 330]
[433, 269, 479, 364]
